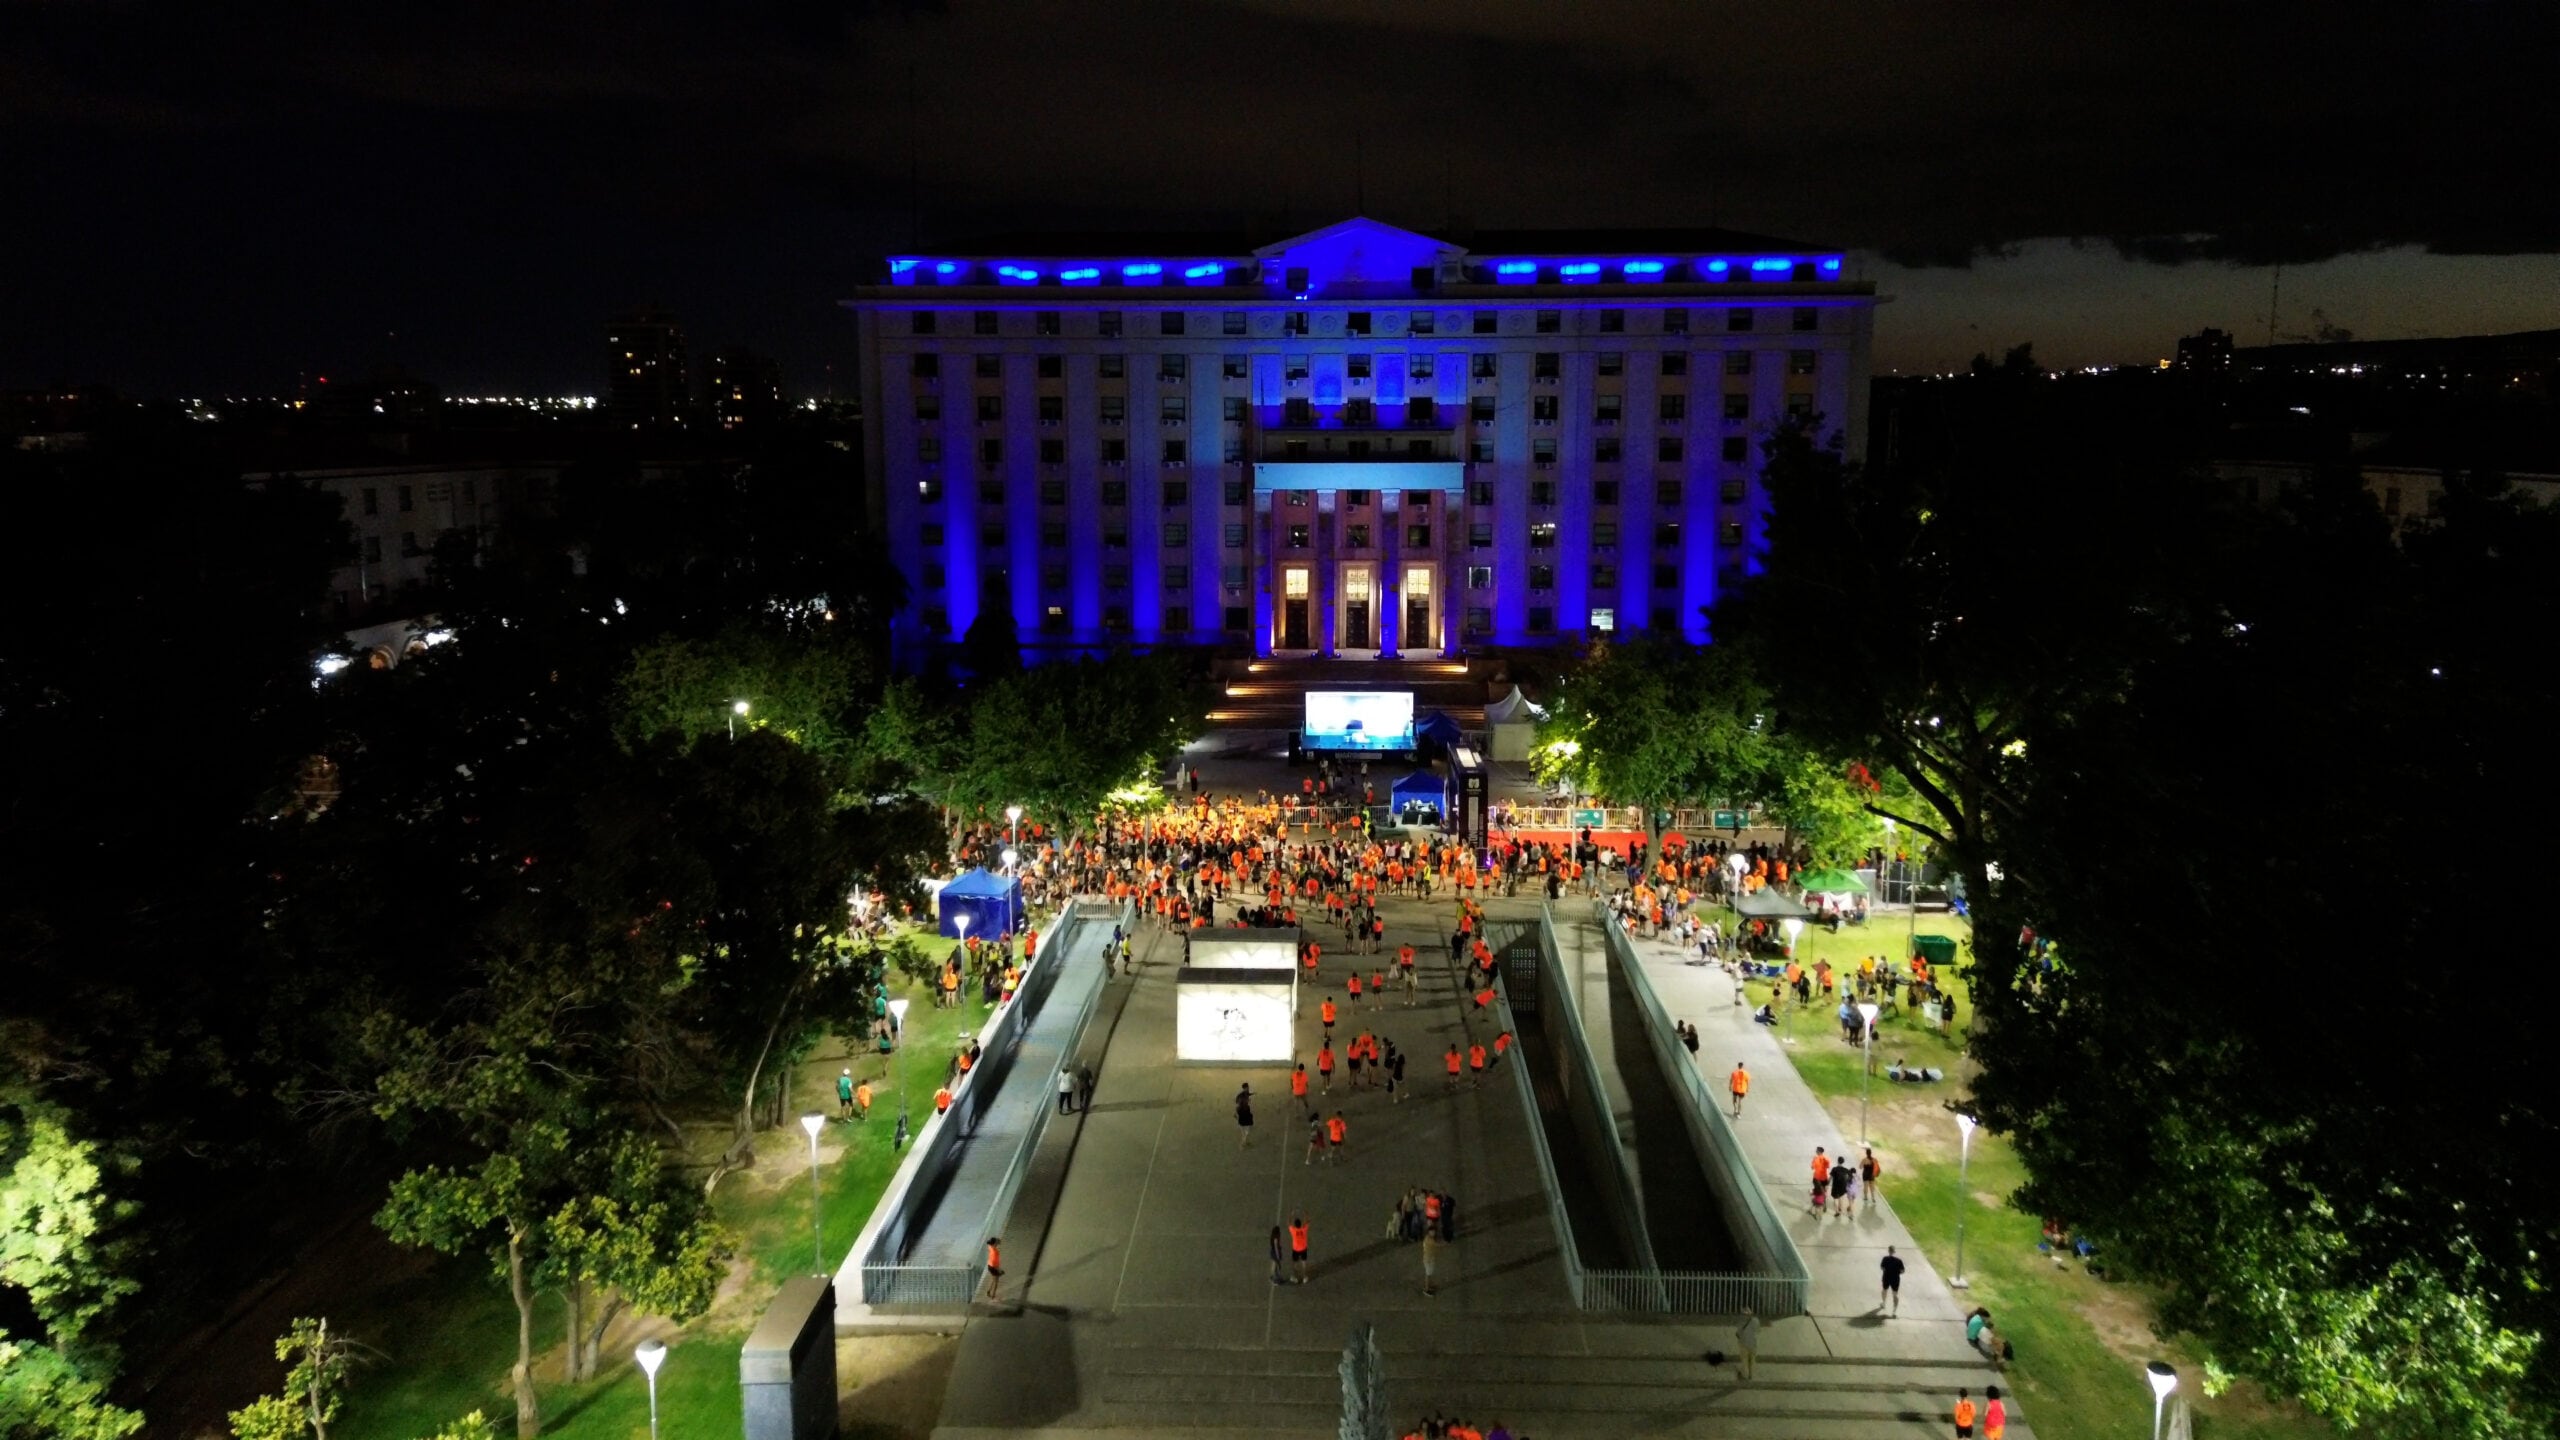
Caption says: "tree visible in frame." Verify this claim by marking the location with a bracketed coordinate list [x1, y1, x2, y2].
[1533, 634, 1769, 867]
[540, 1135, 727, 1382]
[226, 1317, 367, 1440]
[0, 1087, 142, 1440]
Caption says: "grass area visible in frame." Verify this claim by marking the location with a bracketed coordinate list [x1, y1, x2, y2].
[327, 921, 997, 1440]
[1740, 909, 2334, 1440]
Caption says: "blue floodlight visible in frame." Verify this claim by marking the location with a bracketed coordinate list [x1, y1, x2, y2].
[1705, 259, 1731, 275]
[1122, 263, 1163, 279]
[1559, 262, 1601, 279]
[995, 265, 1041, 283]
[935, 262, 961, 275]
[889, 259, 921, 275]
[1751, 257, 1793, 273]
[1184, 262, 1225, 282]
[1495, 261, 1538, 276]
[1061, 267, 1101, 282]
[1623, 260, 1667, 276]
[1821, 257, 1843, 273]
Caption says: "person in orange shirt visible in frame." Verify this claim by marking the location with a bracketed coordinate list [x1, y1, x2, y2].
[1953, 1389, 1977, 1438]
[1320, 996, 1338, 1034]
[1445, 1045, 1462, 1090]
[980, 1236, 1003, 1303]
[1811, 1147, 1832, 1213]
[1291, 1062, 1309, 1103]
[1317, 1041, 1335, 1093]
[935, 1086, 954, 1115]
[1729, 1063, 1751, 1119]
[1324, 1111, 1347, 1162]
[1468, 1041, 1487, 1078]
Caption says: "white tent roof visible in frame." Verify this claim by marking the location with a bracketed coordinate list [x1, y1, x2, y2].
[1484, 685, 1545, 725]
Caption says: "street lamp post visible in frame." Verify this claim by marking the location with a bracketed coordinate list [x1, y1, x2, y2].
[634, 1339, 667, 1440]
[2146, 1361, 2179, 1440]
[728, 698, 750, 739]
[1857, 1001, 1881, 1143]
[1003, 847, 1018, 877]
[1006, 805, 1023, 852]
[799, 1111, 827, 1274]
[1950, 1111, 1978, 1288]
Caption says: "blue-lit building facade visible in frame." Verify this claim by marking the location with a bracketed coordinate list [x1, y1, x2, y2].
[845, 218, 1874, 665]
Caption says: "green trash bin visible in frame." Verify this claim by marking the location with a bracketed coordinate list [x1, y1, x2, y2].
[1913, 934, 1958, 967]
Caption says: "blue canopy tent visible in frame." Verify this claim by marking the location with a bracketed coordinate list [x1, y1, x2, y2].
[1390, 769, 1449, 827]
[1415, 711, 1464, 753]
[937, 867, 1023, 939]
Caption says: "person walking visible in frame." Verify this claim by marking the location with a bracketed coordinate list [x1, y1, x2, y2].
[1729, 1063, 1750, 1119]
[1305, 1110, 1327, 1166]
[1325, 1111, 1348, 1164]
[1289, 1214, 1311, 1284]
[980, 1236, 1004, 1304]
[1811, 1147, 1831, 1213]
[1983, 1387, 2006, 1440]
[1953, 1388, 1976, 1438]
[1269, 1225, 1288, 1286]
[854, 1078, 872, 1122]
[1861, 1147, 1882, 1212]
[1830, 1154, 1853, 1216]
[1734, 1305, 1759, 1381]
[1880, 1245, 1905, 1317]
[1421, 1223, 1441, 1297]
[1235, 1084, 1255, 1147]
[1058, 1066, 1078, 1115]
[837, 1067, 856, 1119]
[1077, 1063, 1094, 1113]
[1445, 1045, 1463, 1091]
[1317, 1041, 1336, 1093]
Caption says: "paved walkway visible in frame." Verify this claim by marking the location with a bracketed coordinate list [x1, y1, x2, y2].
[1605, 910, 2034, 1437]
[904, 917, 1115, 1265]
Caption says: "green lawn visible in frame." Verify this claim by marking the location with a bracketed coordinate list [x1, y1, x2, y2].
[1739, 909, 2334, 1440]
[328, 922, 991, 1440]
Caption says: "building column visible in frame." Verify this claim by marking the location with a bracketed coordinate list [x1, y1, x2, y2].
[1253, 488, 1275, 657]
[1316, 489, 1338, 658]
[1378, 491, 1402, 659]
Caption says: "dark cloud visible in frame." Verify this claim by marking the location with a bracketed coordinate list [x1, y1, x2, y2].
[3, 0, 2555, 389]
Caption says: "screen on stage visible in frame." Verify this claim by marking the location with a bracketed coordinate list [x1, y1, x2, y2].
[1303, 690, 1416, 752]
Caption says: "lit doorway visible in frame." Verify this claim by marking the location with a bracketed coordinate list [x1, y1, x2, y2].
[1281, 567, 1311, 650]
[1342, 568, 1373, 649]
[1402, 565, 1435, 652]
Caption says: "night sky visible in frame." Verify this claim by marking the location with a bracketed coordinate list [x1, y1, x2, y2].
[6, 0, 2556, 396]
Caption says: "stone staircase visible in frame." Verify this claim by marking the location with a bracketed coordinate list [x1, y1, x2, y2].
[1205, 655, 1501, 732]
[941, 1336, 2024, 1440]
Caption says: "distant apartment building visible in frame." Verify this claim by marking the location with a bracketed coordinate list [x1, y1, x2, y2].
[842, 217, 1876, 665]
[608, 307, 690, 430]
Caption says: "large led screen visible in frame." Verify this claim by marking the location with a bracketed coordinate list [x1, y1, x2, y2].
[1175, 972, 1296, 1064]
[1303, 690, 1416, 752]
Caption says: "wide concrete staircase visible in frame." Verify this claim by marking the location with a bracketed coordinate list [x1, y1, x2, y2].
[1205, 655, 1502, 731]
[941, 1326, 2024, 1439]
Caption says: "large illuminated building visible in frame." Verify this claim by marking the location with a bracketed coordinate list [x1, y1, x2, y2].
[844, 218, 1875, 665]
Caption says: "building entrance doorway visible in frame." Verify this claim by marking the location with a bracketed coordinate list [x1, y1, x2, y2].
[1343, 568, 1373, 649]
[1281, 568, 1311, 650]
[1402, 565, 1435, 651]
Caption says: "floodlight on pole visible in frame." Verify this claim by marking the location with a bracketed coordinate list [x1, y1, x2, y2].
[1006, 805, 1023, 851]
[634, 1339, 668, 1440]
[800, 1111, 827, 1274]
[1003, 847, 1018, 876]
[1950, 1111, 1979, 1288]
[2146, 1361, 2179, 1440]
[728, 698, 750, 739]
[1856, 1001, 1881, 1143]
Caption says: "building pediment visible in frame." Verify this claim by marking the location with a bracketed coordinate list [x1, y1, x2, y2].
[1253, 217, 1464, 292]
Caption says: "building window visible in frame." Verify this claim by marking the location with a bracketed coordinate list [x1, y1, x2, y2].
[1160, 354, 1188, 381]
[1534, 352, 1560, 379]
[1039, 438, 1065, 464]
[1724, 393, 1751, 421]
[1659, 394, 1686, 422]
[975, 354, 1001, 378]
[1285, 356, 1310, 383]
[1793, 307, 1818, 332]
[979, 438, 1003, 464]
[1284, 397, 1313, 425]
[1722, 521, 1746, 544]
[1224, 354, 1248, 379]
[1040, 519, 1067, 547]
[1532, 395, 1559, 424]
[1470, 523, 1494, 549]
[1464, 606, 1492, 637]
[1593, 479, 1619, 505]
[1040, 478, 1066, 505]
[1467, 564, 1493, 589]
[1099, 311, 1124, 337]
[1664, 309, 1689, 334]
[1333, 523, 1362, 549]
[1037, 355, 1063, 379]
[1533, 437, 1559, 464]
[1160, 312, 1186, 335]
[920, 522, 944, 546]
[912, 353, 939, 378]
[398, 486, 415, 512]
[1285, 311, 1309, 336]
[1409, 353, 1436, 380]
[1722, 436, 1749, 462]
[1162, 439, 1185, 462]
[2383, 486, 2403, 516]
[1787, 394, 1814, 419]
[1288, 523, 1310, 549]
[1652, 563, 1679, 588]
[1224, 522, 1246, 548]
[1594, 437, 1622, 463]
[1654, 522, 1681, 548]
[1728, 308, 1754, 333]
[1164, 479, 1189, 506]
[922, 562, 944, 589]
[1035, 311, 1060, 335]
[1592, 563, 1617, 589]
[914, 396, 942, 423]
[1224, 605, 1250, 632]
[1593, 521, 1618, 546]
[1473, 310, 1497, 334]
[1470, 438, 1494, 462]
[1411, 311, 1437, 335]
[1599, 308, 1624, 333]
[1720, 479, 1747, 503]
[1535, 310, 1561, 334]
[975, 311, 998, 335]
[1528, 524, 1557, 551]
[360, 487, 379, 516]
[1101, 396, 1126, 424]
[978, 480, 1006, 507]
[1407, 397, 1436, 424]
[1102, 480, 1128, 506]
[1348, 311, 1373, 335]
[1470, 354, 1497, 381]
[911, 311, 936, 335]
[1166, 521, 1189, 546]
[1348, 354, 1372, 379]
[977, 394, 1003, 422]
[1657, 437, 1684, 462]
[1527, 605, 1554, 633]
[1163, 396, 1188, 425]
[1102, 438, 1127, 463]
[918, 478, 943, 504]
[1166, 563, 1189, 585]
[1407, 524, 1432, 548]
[1596, 395, 1622, 424]
[1224, 480, 1248, 504]
[1100, 353, 1126, 378]
[1726, 350, 1753, 376]
[1657, 479, 1684, 505]
[1661, 352, 1688, 376]
[1598, 352, 1623, 376]
[1590, 606, 1615, 632]
[1469, 395, 1496, 422]
[1223, 311, 1247, 335]
[1529, 480, 1557, 506]
[1789, 350, 1818, 376]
